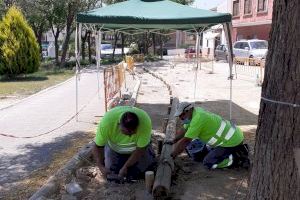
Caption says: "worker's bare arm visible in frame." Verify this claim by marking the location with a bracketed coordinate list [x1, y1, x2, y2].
[171, 137, 192, 158]
[92, 143, 110, 178]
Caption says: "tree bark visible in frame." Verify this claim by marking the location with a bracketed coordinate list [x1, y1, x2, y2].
[112, 32, 119, 61]
[81, 31, 88, 60]
[152, 33, 156, 55]
[160, 34, 163, 59]
[87, 31, 92, 63]
[248, 0, 300, 199]
[121, 32, 125, 58]
[51, 25, 61, 66]
[60, 3, 75, 68]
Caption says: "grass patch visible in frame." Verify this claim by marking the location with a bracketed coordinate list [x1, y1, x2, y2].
[0, 131, 95, 199]
[0, 68, 74, 97]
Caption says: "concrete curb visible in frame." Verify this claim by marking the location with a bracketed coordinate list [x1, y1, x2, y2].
[29, 75, 142, 200]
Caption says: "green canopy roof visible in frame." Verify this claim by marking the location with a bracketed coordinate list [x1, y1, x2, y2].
[77, 0, 231, 30]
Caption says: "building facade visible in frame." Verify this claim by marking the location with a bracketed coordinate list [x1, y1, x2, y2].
[231, 0, 273, 42]
[202, 0, 230, 57]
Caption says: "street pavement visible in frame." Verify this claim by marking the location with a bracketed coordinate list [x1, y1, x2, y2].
[0, 68, 106, 187]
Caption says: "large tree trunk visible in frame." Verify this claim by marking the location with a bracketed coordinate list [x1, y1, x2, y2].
[248, 0, 300, 199]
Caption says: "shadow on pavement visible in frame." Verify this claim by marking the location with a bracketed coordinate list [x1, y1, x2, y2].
[195, 100, 258, 126]
[135, 102, 170, 132]
[0, 131, 90, 186]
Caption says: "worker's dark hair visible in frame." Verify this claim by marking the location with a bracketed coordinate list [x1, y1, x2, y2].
[120, 112, 139, 130]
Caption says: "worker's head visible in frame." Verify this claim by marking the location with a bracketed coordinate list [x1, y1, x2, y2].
[120, 112, 139, 135]
[174, 102, 194, 124]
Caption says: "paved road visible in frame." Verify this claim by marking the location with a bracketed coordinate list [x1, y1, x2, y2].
[0, 68, 107, 187]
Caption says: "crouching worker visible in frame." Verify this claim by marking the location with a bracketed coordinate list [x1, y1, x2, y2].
[171, 102, 249, 169]
[92, 106, 156, 181]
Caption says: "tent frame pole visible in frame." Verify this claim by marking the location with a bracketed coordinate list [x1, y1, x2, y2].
[96, 29, 102, 99]
[193, 30, 200, 100]
[223, 22, 234, 121]
[75, 23, 82, 121]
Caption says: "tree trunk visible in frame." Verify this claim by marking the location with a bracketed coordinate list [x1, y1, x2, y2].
[60, 3, 75, 68]
[248, 0, 300, 199]
[51, 26, 60, 66]
[54, 34, 60, 65]
[33, 24, 44, 58]
[160, 34, 163, 59]
[152, 33, 156, 55]
[87, 31, 92, 63]
[81, 31, 88, 61]
[60, 27, 72, 67]
[112, 32, 119, 61]
[121, 33, 125, 58]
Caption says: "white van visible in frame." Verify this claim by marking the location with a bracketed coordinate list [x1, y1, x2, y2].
[233, 39, 268, 59]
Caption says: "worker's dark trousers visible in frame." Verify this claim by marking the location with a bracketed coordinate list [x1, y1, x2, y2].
[202, 146, 238, 169]
[186, 139, 246, 169]
[104, 145, 156, 179]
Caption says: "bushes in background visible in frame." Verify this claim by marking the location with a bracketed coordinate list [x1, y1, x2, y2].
[0, 6, 40, 76]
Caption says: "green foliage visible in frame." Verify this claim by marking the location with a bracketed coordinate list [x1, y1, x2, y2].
[144, 54, 161, 62]
[170, 0, 195, 5]
[0, 6, 40, 76]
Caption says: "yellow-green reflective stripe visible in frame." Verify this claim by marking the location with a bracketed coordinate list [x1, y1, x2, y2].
[224, 127, 235, 140]
[227, 154, 233, 166]
[216, 120, 226, 137]
[207, 137, 218, 146]
[108, 141, 136, 153]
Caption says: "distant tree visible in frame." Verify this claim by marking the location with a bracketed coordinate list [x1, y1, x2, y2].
[171, 0, 194, 5]
[60, 0, 101, 67]
[14, 0, 50, 56]
[0, 6, 40, 76]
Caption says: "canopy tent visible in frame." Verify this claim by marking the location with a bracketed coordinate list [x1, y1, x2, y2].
[75, 0, 234, 119]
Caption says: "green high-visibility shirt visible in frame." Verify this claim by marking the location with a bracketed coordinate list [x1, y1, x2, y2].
[184, 108, 244, 147]
[94, 106, 152, 154]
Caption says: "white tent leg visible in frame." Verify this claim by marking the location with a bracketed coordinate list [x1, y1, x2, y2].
[194, 31, 200, 100]
[75, 23, 79, 121]
[96, 30, 102, 99]
[223, 22, 234, 121]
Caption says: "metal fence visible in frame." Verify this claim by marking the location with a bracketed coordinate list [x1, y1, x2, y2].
[234, 57, 265, 85]
[103, 63, 126, 111]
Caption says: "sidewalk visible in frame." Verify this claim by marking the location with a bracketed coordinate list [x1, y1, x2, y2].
[0, 67, 136, 189]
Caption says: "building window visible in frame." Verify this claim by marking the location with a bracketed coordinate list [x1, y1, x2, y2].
[244, 0, 252, 14]
[233, 0, 240, 16]
[257, 0, 267, 12]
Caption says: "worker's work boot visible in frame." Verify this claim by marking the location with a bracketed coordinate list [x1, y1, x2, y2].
[232, 144, 250, 170]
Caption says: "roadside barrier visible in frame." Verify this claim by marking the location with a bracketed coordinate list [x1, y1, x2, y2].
[234, 57, 265, 85]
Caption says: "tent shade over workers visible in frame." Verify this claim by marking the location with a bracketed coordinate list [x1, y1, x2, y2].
[75, 0, 235, 120]
[77, 0, 231, 30]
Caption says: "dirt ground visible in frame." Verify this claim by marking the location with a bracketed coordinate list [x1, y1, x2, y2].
[35, 59, 259, 199]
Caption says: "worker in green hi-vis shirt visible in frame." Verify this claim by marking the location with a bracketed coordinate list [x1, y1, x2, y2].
[92, 106, 156, 180]
[171, 102, 250, 169]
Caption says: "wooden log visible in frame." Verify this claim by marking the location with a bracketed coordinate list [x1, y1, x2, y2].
[152, 97, 178, 198]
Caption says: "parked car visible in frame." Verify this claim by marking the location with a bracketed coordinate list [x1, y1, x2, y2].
[233, 39, 268, 59]
[185, 46, 196, 54]
[214, 44, 228, 62]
